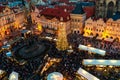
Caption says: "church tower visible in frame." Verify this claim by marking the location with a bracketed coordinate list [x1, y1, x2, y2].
[56, 23, 69, 51]
[95, 0, 118, 18]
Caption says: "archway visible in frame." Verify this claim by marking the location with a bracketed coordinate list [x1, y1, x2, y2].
[90, 33, 93, 36]
[107, 1, 114, 18]
[106, 35, 109, 38]
[95, 33, 99, 37]
[77, 31, 79, 34]
[74, 31, 77, 34]
[110, 36, 113, 39]
[115, 37, 119, 42]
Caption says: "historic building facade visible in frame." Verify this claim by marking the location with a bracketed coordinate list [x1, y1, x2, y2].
[70, 13, 86, 34]
[14, 8, 25, 30]
[0, 6, 26, 41]
[84, 18, 120, 41]
[0, 6, 16, 40]
[95, 0, 120, 18]
[31, 7, 71, 50]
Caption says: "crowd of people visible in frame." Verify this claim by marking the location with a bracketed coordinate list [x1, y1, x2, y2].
[0, 33, 120, 80]
[68, 33, 120, 59]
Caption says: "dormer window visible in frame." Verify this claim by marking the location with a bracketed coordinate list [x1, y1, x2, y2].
[67, 16, 69, 20]
[60, 17, 63, 21]
[64, 9, 67, 12]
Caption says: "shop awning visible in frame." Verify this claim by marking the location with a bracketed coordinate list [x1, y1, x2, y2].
[104, 38, 114, 42]
[83, 35, 94, 38]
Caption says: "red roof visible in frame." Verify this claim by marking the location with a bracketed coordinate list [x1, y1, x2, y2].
[40, 8, 70, 22]
[37, 6, 47, 11]
[83, 6, 95, 18]
[0, 6, 5, 12]
[55, 5, 75, 12]
[58, 0, 69, 3]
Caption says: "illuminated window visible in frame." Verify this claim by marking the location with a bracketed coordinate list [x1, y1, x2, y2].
[60, 17, 63, 21]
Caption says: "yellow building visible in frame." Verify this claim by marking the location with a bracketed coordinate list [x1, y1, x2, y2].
[84, 18, 120, 41]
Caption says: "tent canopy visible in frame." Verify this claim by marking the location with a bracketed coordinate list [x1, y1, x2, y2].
[47, 72, 63, 80]
[9, 71, 18, 80]
[77, 68, 100, 80]
[83, 59, 120, 66]
[78, 44, 106, 56]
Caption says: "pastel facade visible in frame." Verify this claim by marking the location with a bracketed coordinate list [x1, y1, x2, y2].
[70, 13, 86, 34]
[84, 18, 120, 41]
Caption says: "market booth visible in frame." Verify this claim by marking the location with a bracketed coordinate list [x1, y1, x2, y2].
[47, 72, 63, 80]
[78, 44, 106, 56]
[83, 59, 120, 66]
[77, 68, 100, 80]
[9, 71, 19, 80]
[21, 30, 31, 38]
[6, 51, 12, 57]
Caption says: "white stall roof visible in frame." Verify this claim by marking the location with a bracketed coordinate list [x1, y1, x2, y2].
[9, 71, 18, 80]
[45, 36, 52, 40]
[78, 44, 106, 56]
[77, 68, 100, 80]
[0, 70, 5, 75]
[47, 72, 63, 80]
[83, 59, 120, 66]
[6, 51, 12, 57]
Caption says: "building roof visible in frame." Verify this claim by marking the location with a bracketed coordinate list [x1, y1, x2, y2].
[37, 5, 47, 11]
[55, 5, 75, 12]
[40, 8, 70, 22]
[0, 6, 5, 12]
[78, 2, 95, 6]
[112, 11, 120, 20]
[83, 6, 95, 18]
[72, 3, 85, 14]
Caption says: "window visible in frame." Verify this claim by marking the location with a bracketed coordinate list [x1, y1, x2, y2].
[60, 17, 63, 21]
[96, 29, 98, 31]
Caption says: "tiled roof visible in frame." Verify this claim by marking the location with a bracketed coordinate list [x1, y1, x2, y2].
[72, 3, 85, 14]
[83, 6, 95, 18]
[55, 5, 75, 12]
[40, 8, 70, 22]
[0, 6, 5, 12]
[37, 6, 47, 11]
